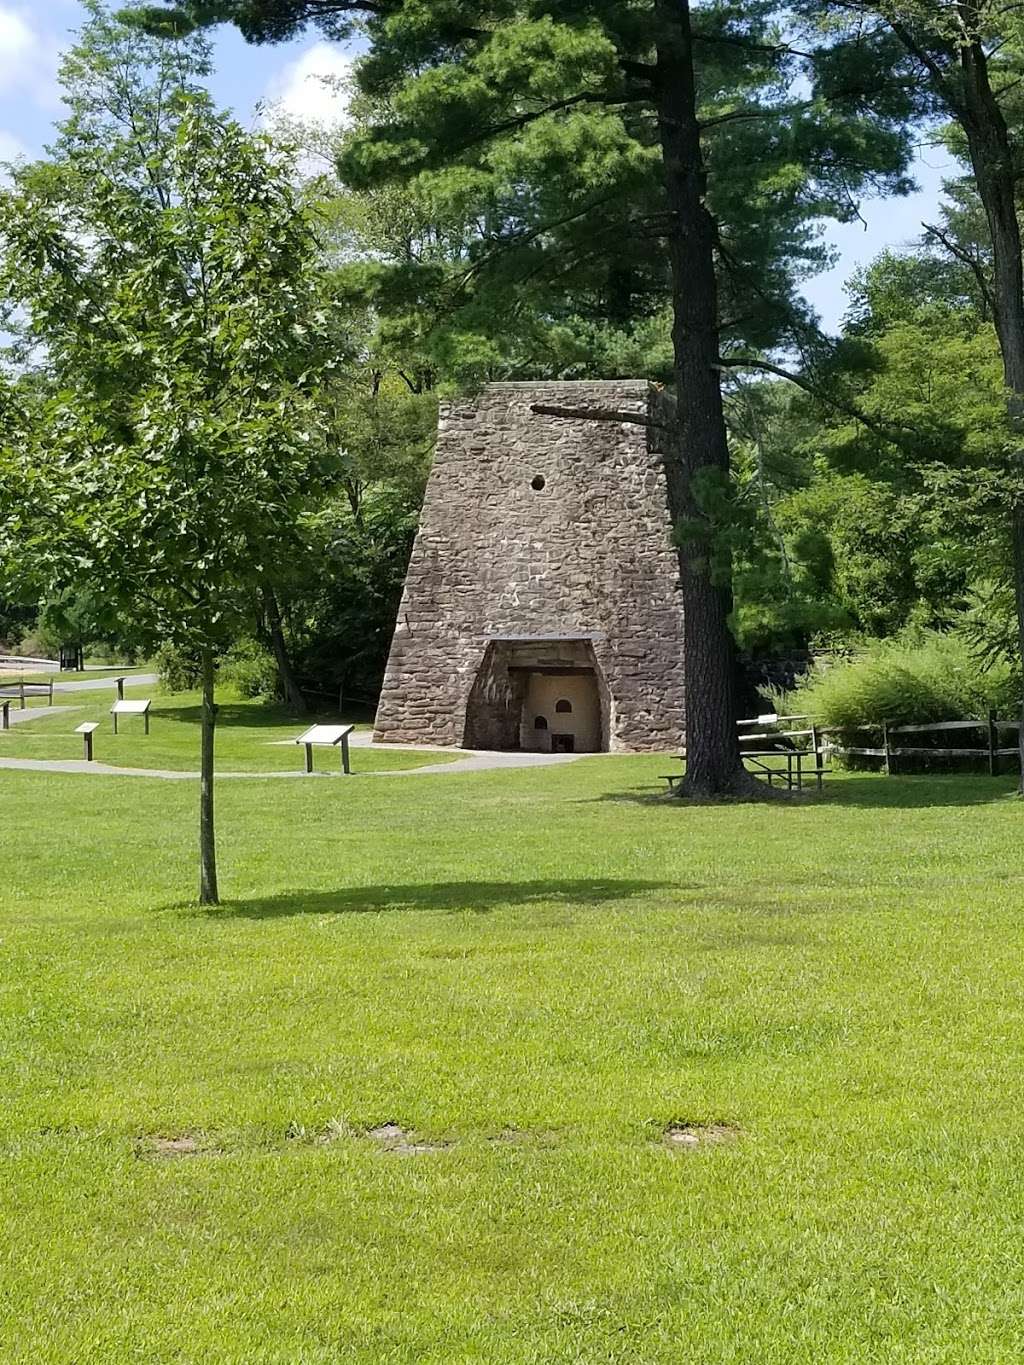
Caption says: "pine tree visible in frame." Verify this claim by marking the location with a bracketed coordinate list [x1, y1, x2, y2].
[142, 0, 915, 795]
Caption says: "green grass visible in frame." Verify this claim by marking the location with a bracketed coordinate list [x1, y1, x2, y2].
[0, 689, 455, 773]
[0, 664, 146, 684]
[2, 752, 1024, 1361]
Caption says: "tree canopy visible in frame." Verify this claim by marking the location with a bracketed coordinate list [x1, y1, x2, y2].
[0, 4, 343, 899]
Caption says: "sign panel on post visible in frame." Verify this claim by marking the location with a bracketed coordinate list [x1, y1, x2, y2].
[111, 698, 152, 734]
[294, 723, 355, 774]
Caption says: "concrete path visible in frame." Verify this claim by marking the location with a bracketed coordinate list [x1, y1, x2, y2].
[0, 757, 307, 779]
[5, 705, 82, 727]
[0, 747, 587, 780]
[373, 749, 587, 776]
[0, 680, 599, 779]
[52, 671, 158, 693]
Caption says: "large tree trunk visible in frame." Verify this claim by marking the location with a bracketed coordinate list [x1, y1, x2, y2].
[653, 0, 757, 798]
[958, 35, 1024, 790]
[199, 646, 219, 905]
[261, 585, 307, 715]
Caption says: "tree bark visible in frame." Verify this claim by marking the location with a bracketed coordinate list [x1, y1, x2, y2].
[653, 0, 758, 798]
[261, 585, 307, 714]
[199, 646, 219, 905]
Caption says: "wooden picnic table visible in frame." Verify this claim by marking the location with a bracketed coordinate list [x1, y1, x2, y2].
[742, 748, 816, 791]
[663, 730, 829, 793]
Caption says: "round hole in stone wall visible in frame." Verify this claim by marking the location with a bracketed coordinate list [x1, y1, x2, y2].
[531, 474, 546, 491]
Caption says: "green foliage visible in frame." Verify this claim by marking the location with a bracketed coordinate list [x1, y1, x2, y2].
[219, 638, 280, 701]
[329, 0, 914, 374]
[159, 636, 287, 702]
[286, 479, 423, 704]
[0, 13, 342, 656]
[786, 632, 1018, 732]
[0, 4, 356, 899]
[154, 641, 203, 692]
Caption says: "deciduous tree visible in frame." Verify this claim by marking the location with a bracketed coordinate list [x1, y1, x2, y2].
[0, 7, 340, 901]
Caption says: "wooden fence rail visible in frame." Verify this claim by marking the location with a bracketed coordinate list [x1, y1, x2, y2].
[730, 710, 1022, 780]
[819, 709, 1022, 776]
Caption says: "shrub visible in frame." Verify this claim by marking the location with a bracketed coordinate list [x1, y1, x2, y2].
[219, 639, 279, 701]
[155, 642, 203, 693]
[784, 631, 1019, 733]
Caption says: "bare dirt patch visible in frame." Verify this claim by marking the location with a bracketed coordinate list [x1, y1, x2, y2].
[136, 1134, 206, 1159]
[661, 1122, 740, 1151]
[365, 1123, 450, 1156]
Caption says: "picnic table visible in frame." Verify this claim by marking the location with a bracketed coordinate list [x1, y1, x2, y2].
[662, 714, 830, 793]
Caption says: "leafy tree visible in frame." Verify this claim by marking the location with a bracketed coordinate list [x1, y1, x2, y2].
[796, 0, 1024, 780]
[779, 227, 1017, 669]
[141, 0, 915, 797]
[262, 371, 433, 708]
[0, 6, 340, 902]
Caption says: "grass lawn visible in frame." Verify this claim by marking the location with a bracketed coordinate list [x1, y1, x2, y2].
[2, 753, 1024, 1361]
[0, 665, 147, 684]
[0, 689, 455, 773]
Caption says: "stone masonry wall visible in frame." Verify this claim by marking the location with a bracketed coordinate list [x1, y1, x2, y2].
[373, 380, 687, 751]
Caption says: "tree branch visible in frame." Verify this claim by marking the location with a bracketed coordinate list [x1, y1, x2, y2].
[715, 356, 907, 442]
[922, 220, 996, 313]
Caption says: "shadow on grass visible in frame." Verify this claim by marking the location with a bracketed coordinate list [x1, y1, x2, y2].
[208, 878, 680, 919]
[154, 702, 366, 731]
[588, 775, 1018, 810]
[820, 776, 1019, 808]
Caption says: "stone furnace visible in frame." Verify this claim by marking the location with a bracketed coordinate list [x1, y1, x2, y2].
[373, 380, 686, 753]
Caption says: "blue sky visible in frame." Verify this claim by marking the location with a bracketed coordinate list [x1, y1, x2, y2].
[6, 0, 954, 333]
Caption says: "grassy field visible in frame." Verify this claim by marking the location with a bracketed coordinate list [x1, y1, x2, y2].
[2, 749, 1023, 1361]
[0, 665, 147, 684]
[0, 689, 454, 773]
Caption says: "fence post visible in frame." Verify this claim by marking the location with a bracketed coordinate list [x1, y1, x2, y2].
[882, 722, 892, 777]
[811, 723, 824, 791]
[988, 709, 999, 777]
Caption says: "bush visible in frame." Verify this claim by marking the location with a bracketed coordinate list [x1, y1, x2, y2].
[784, 631, 1019, 733]
[219, 639, 279, 701]
[11, 630, 53, 660]
[155, 642, 203, 693]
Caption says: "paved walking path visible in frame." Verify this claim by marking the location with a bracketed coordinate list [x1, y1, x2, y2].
[5, 705, 82, 727]
[52, 671, 158, 692]
[0, 747, 586, 780]
[0, 677, 603, 778]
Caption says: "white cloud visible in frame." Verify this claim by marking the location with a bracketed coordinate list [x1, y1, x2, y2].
[263, 42, 353, 130]
[0, 5, 61, 110]
[0, 7, 34, 71]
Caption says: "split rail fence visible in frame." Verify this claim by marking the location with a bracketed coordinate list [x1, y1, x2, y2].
[823, 712, 1022, 776]
[734, 711, 1023, 781]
